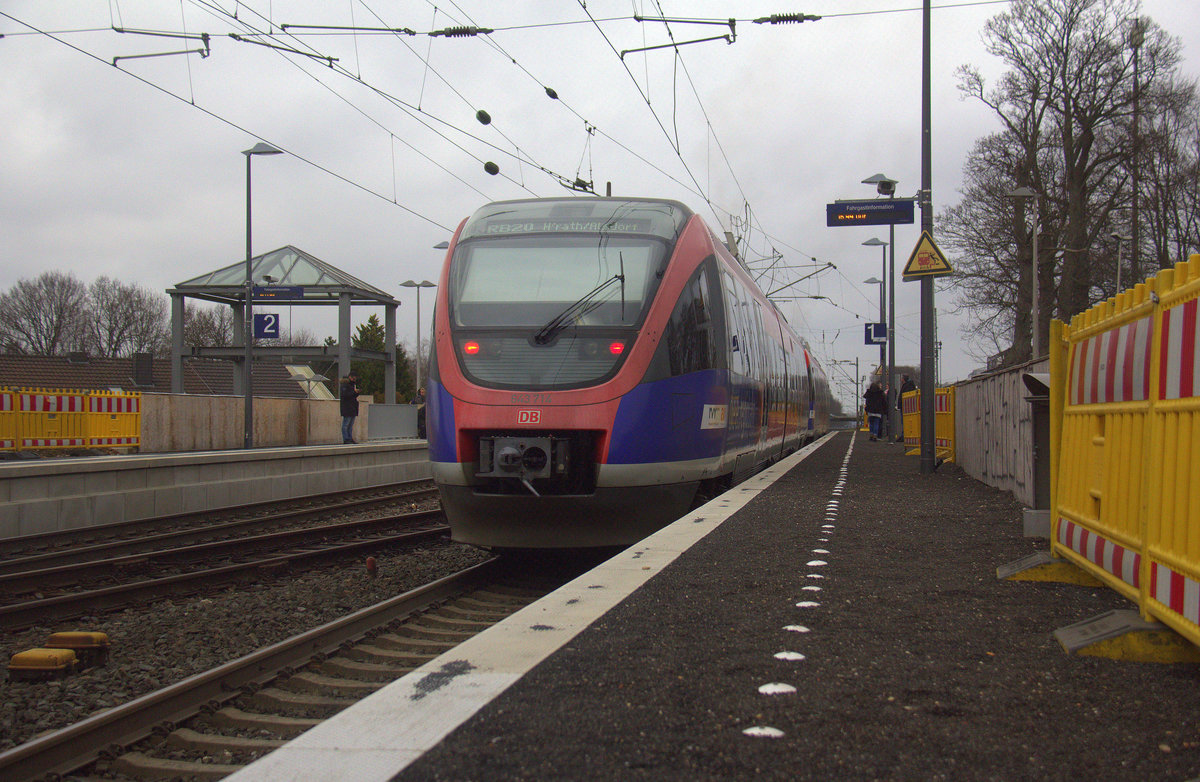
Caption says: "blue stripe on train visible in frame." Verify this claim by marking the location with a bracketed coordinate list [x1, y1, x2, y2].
[607, 370, 730, 464]
[426, 380, 457, 462]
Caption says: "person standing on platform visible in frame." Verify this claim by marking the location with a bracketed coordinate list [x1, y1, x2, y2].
[410, 386, 427, 439]
[340, 373, 360, 444]
[896, 374, 916, 442]
[863, 380, 886, 441]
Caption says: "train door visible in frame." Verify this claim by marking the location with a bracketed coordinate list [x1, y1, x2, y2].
[803, 349, 816, 435]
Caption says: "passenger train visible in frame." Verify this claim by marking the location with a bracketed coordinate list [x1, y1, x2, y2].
[426, 197, 832, 548]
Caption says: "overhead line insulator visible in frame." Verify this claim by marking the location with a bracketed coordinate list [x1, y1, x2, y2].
[430, 26, 494, 38]
[753, 13, 822, 24]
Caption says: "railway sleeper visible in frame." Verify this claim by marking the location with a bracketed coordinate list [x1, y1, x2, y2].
[410, 613, 494, 632]
[166, 726, 287, 753]
[111, 751, 242, 781]
[246, 686, 353, 718]
[473, 586, 547, 601]
[368, 632, 459, 654]
[279, 670, 386, 697]
[436, 603, 519, 621]
[342, 643, 436, 667]
[452, 595, 528, 613]
[319, 656, 414, 682]
[207, 706, 320, 738]
[391, 623, 478, 643]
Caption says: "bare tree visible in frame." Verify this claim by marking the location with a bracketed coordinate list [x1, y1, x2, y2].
[950, 0, 1193, 367]
[0, 271, 88, 355]
[183, 302, 235, 348]
[84, 277, 169, 357]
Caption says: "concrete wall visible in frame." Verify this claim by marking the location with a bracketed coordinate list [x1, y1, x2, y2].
[139, 393, 372, 452]
[0, 441, 431, 539]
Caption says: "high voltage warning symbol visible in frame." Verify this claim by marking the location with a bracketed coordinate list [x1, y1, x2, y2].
[902, 231, 953, 280]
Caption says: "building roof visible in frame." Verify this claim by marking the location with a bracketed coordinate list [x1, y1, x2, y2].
[0, 354, 312, 398]
[168, 245, 397, 306]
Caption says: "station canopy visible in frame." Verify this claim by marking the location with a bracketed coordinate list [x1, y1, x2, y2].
[170, 245, 396, 306]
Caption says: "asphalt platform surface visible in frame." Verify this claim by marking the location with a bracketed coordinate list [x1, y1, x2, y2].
[399, 431, 1200, 781]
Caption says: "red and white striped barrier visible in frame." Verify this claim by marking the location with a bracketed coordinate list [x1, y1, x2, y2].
[1159, 298, 1200, 400]
[1069, 314, 1153, 405]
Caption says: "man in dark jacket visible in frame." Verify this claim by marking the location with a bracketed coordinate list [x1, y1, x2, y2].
[340, 373, 359, 444]
[863, 380, 886, 441]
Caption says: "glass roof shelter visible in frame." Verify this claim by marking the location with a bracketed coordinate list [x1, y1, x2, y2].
[167, 246, 400, 403]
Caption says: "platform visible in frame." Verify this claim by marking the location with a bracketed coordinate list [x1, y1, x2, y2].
[230, 430, 1200, 780]
[0, 441, 429, 539]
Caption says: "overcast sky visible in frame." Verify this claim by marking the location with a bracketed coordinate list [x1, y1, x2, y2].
[2, 1, 1197, 410]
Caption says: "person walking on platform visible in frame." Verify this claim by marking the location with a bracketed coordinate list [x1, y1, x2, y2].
[410, 386, 427, 439]
[863, 380, 886, 441]
[896, 374, 916, 442]
[340, 373, 360, 444]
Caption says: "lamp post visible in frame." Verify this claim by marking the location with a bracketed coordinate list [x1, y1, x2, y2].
[242, 142, 283, 449]
[863, 234, 888, 420]
[864, 275, 885, 381]
[1111, 233, 1130, 293]
[400, 279, 437, 394]
[1006, 186, 1040, 358]
[862, 173, 898, 437]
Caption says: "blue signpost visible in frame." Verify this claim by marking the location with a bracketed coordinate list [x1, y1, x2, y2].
[864, 323, 887, 345]
[253, 313, 280, 340]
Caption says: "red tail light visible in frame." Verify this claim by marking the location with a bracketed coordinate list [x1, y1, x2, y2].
[609, 341, 625, 355]
[463, 341, 480, 355]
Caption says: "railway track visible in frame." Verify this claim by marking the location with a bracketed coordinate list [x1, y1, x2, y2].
[0, 556, 574, 782]
[0, 488, 445, 630]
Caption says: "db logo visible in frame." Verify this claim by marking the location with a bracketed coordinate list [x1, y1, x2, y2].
[516, 409, 541, 424]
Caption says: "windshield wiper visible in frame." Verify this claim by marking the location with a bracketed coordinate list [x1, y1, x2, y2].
[532, 273, 624, 345]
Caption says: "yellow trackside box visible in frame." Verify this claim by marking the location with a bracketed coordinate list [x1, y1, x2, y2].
[8, 648, 79, 681]
[45, 631, 110, 667]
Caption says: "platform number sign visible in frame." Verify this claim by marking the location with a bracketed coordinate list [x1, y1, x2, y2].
[254, 313, 280, 340]
[864, 323, 887, 345]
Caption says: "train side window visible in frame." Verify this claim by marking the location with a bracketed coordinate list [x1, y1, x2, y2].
[664, 264, 718, 376]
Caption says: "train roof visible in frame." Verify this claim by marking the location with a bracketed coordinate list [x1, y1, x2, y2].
[459, 197, 695, 243]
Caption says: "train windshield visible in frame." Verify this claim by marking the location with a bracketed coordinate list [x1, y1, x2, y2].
[450, 237, 662, 328]
[445, 199, 690, 390]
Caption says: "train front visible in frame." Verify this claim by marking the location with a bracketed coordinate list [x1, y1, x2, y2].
[427, 198, 709, 549]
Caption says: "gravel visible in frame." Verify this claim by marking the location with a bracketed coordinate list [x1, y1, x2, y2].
[0, 540, 492, 751]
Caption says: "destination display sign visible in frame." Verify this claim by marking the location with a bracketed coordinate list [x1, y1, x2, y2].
[826, 199, 915, 227]
[481, 219, 653, 235]
[252, 285, 305, 300]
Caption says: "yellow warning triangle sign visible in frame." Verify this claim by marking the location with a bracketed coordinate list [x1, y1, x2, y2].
[902, 231, 953, 279]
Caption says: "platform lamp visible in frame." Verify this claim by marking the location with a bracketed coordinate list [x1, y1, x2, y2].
[863, 236, 888, 390]
[401, 278, 438, 395]
[1111, 233, 1130, 293]
[242, 142, 283, 449]
[864, 275, 886, 381]
[1005, 186, 1040, 357]
[862, 174, 898, 431]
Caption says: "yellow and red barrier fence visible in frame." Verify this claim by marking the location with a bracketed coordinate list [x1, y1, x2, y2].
[1052, 254, 1200, 647]
[0, 388, 141, 451]
[0, 389, 15, 450]
[900, 386, 956, 463]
